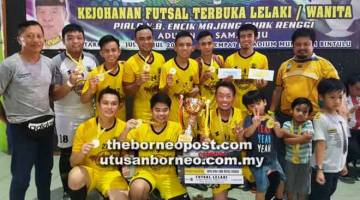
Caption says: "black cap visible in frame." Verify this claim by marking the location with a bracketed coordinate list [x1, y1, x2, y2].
[35, 0, 66, 6]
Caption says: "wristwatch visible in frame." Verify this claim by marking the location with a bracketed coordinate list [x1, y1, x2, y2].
[314, 165, 323, 171]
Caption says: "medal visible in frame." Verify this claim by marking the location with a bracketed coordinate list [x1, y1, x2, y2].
[143, 64, 151, 72]
[169, 67, 177, 75]
[208, 66, 216, 73]
[91, 139, 100, 148]
[92, 120, 107, 149]
[66, 51, 86, 73]
[290, 121, 301, 164]
[136, 119, 143, 128]
[143, 53, 151, 72]
[266, 118, 275, 128]
[96, 67, 115, 82]
[201, 57, 216, 73]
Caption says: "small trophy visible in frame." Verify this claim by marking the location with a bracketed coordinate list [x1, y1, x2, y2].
[203, 99, 211, 138]
[178, 97, 204, 142]
[73, 77, 86, 96]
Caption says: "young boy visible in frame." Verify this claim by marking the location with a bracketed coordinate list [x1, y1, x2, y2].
[119, 92, 190, 200]
[243, 90, 285, 200]
[283, 98, 314, 200]
[309, 78, 349, 200]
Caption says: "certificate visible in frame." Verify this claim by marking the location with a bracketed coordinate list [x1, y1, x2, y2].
[218, 68, 242, 79]
[184, 167, 244, 184]
[180, 149, 244, 184]
[248, 68, 274, 81]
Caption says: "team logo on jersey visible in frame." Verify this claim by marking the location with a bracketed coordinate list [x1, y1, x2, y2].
[86, 66, 92, 72]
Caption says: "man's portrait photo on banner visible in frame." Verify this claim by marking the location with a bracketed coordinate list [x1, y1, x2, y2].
[34, 0, 68, 49]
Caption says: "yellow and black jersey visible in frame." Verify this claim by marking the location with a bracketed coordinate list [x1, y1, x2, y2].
[224, 51, 268, 116]
[275, 54, 339, 116]
[159, 58, 200, 122]
[196, 54, 224, 109]
[82, 62, 126, 120]
[200, 107, 244, 144]
[124, 51, 165, 120]
[72, 117, 126, 171]
[126, 121, 183, 175]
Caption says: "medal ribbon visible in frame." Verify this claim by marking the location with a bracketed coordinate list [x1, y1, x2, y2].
[290, 121, 302, 164]
[66, 51, 86, 72]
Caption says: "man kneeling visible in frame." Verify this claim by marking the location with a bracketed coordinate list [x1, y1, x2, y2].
[119, 92, 190, 200]
[68, 87, 136, 200]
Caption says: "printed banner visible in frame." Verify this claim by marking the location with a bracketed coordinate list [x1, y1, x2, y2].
[184, 167, 244, 184]
[26, 0, 360, 50]
[182, 149, 244, 184]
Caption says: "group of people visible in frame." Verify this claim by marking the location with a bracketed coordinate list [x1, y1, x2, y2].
[0, 18, 359, 200]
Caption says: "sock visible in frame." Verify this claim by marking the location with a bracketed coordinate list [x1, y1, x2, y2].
[69, 186, 87, 200]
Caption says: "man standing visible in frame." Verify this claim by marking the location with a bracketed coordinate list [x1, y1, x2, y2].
[81, 35, 126, 120]
[0, 21, 54, 200]
[159, 31, 199, 123]
[269, 28, 339, 168]
[196, 30, 224, 109]
[51, 23, 97, 199]
[123, 25, 165, 120]
[224, 24, 268, 117]
[270, 28, 339, 122]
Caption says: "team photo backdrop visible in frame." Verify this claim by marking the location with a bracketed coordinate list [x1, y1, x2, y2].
[26, 0, 360, 50]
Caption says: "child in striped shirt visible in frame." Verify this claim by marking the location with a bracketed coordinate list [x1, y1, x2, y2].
[283, 97, 314, 200]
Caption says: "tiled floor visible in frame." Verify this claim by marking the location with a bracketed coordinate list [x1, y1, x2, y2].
[0, 152, 359, 200]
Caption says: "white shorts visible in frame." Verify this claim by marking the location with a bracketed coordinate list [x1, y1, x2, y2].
[55, 115, 91, 148]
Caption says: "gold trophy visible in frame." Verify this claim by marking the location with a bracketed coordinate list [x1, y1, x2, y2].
[178, 97, 204, 142]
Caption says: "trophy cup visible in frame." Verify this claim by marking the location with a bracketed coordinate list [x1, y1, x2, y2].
[73, 73, 86, 96]
[178, 97, 204, 142]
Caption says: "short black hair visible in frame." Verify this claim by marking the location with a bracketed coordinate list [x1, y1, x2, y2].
[62, 23, 84, 40]
[196, 30, 213, 41]
[291, 28, 316, 44]
[237, 23, 258, 38]
[175, 31, 193, 44]
[134, 24, 153, 38]
[346, 74, 360, 95]
[35, 0, 66, 6]
[317, 78, 345, 96]
[291, 97, 313, 114]
[215, 81, 236, 96]
[18, 20, 44, 36]
[97, 87, 120, 103]
[150, 92, 172, 109]
[242, 90, 266, 107]
[98, 35, 119, 49]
